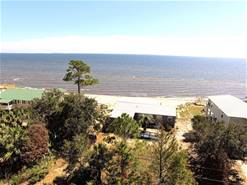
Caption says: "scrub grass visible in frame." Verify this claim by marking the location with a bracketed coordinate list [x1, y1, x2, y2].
[7, 154, 54, 185]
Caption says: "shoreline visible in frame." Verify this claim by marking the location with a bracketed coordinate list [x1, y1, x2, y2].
[0, 84, 207, 109]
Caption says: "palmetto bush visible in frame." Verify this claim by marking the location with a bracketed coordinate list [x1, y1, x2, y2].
[0, 123, 27, 178]
[0, 108, 32, 126]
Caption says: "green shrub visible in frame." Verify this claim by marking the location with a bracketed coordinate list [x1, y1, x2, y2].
[107, 113, 140, 138]
[0, 123, 27, 178]
[191, 115, 207, 130]
[0, 108, 35, 126]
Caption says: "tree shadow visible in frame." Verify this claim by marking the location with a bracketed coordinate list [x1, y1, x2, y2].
[53, 176, 68, 185]
[182, 131, 198, 143]
[189, 156, 244, 185]
[229, 168, 244, 185]
[53, 166, 93, 185]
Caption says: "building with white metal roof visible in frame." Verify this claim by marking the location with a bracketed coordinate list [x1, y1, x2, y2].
[111, 101, 176, 118]
[110, 101, 177, 129]
[206, 95, 247, 124]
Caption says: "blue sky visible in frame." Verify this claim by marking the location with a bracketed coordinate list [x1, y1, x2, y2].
[1, 1, 246, 57]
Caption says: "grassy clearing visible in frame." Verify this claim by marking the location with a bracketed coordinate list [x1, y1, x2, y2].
[178, 103, 205, 120]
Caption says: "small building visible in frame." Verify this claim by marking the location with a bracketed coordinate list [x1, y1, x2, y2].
[0, 88, 44, 110]
[206, 95, 247, 124]
[0, 83, 16, 90]
[110, 101, 177, 129]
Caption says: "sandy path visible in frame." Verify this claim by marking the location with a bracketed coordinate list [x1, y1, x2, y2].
[234, 160, 247, 185]
[35, 158, 67, 185]
[174, 119, 193, 150]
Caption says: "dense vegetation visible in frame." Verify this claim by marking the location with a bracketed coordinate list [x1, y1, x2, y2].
[0, 109, 49, 184]
[191, 115, 247, 160]
[188, 115, 247, 185]
[33, 90, 108, 152]
[64, 131, 197, 185]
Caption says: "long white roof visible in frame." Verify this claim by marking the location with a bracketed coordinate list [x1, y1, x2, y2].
[111, 101, 176, 118]
[208, 95, 247, 119]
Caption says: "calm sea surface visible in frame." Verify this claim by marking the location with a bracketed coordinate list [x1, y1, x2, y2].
[0, 53, 246, 98]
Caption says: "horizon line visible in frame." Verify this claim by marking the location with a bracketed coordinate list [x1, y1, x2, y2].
[1, 52, 246, 60]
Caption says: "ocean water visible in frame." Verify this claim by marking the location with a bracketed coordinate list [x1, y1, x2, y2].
[0, 53, 246, 98]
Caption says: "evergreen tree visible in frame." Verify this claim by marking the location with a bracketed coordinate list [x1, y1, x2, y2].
[105, 141, 140, 185]
[151, 130, 178, 184]
[167, 151, 197, 185]
[88, 144, 112, 185]
[151, 129, 196, 185]
[63, 60, 98, 94]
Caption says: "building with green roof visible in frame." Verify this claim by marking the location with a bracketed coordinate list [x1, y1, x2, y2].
[0, 88, 44, 110]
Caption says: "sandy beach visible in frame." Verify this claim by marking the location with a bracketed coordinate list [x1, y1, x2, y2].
[85, 94, 202, 109]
